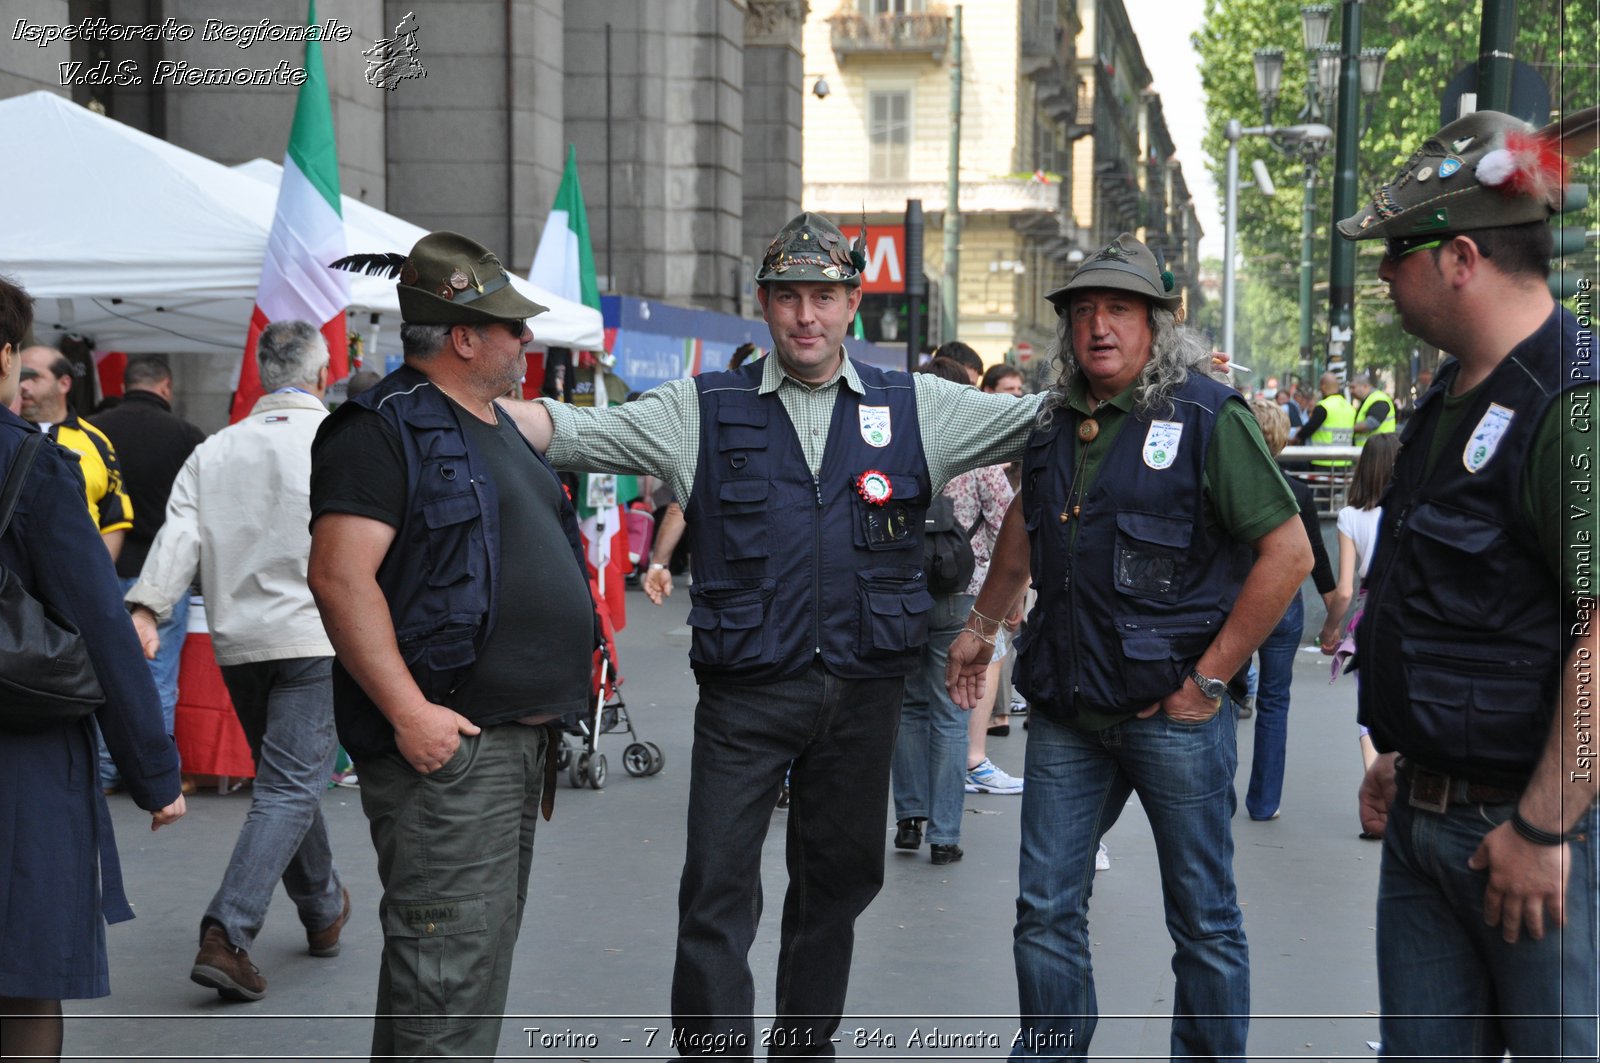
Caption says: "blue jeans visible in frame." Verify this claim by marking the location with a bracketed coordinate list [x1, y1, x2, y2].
[892, 593, 974, 845]
[673, 662, 904, 1059]
[204, 657, 344, 951]
[1377, 772, 1599, 1060]
[1245, 592, 1303, 819]
[1013, 709, 1249, 1062]
[97, 580, 189, 787]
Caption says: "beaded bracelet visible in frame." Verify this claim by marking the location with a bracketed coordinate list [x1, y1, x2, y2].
[1510, 809, 1566, 847]
[967, 606, 1003, 633]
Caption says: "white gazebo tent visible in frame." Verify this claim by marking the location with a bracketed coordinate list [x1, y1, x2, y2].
[0, 91, 604, 355]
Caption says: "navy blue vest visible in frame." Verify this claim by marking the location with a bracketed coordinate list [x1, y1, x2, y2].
[1014, 374, 1252, 719]
[686, 358, 931, 683]
[1358, 307, 1594, 788]
[322, 365, 592, 758]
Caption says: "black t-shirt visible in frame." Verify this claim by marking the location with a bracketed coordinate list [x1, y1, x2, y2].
[310, 403, 592, 722]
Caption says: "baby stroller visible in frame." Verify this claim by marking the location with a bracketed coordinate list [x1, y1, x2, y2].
[552, 564, 665, 789]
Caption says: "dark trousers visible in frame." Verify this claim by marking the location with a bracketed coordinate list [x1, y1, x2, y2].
[672, 661, 904, 1059]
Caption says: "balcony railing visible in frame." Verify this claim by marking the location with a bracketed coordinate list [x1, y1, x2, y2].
[805, 176, 1063, 216]
[828, 9, 951, 61]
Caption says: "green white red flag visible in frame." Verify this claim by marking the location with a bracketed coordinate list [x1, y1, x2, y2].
[231, 0, 348, 423]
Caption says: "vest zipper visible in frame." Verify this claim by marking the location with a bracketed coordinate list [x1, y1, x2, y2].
[813, 474, 824, 656]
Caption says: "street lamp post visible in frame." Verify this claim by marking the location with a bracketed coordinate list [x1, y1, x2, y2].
[1223, 120, 1330, 366]
[1246, 4, 1386, 382]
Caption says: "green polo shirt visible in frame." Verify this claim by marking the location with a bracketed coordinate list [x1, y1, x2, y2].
[1057, 378, 1299, 731]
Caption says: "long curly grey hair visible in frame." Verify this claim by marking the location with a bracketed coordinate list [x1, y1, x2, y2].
[1036, 305, 1213, 427]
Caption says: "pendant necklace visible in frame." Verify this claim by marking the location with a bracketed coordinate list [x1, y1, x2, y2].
[1060, 397, 1111, 524]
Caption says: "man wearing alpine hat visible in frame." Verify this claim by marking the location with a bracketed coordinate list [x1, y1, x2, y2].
[947, 232, 1311, 1059]
[1343, 107, 1599, 1058]
[507, 210, 1040, 1057]
[307, 232, 601, 1059]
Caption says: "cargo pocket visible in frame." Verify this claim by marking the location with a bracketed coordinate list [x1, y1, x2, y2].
[383, 894, 491, 1017]
[1399, 505, 1508, 625]
[856, 567, 933, 657]
[718, 480, 770, 561]
[687, 578, 777, 667]
[1115, 612, 1218, 706]
[1401, 638, 1548, 767]
[1113, 512, 1192, 602]
[422, 493, 480, 587]
[716, 406, 769, 476]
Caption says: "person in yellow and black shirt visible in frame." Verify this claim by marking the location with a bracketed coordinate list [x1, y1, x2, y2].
[18, 346, 132, 559]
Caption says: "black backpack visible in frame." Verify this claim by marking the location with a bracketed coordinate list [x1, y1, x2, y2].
[922, 495, 985, 595]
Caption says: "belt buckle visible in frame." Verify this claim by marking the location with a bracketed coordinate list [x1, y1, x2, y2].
[1408, 767, 1451, 814]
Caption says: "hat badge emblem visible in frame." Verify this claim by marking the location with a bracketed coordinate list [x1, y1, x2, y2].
[449, 269, 470, 291]
[1438, 157, 1463, 178]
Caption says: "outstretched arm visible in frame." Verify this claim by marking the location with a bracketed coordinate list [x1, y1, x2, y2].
[946, 496, 1030, 709]
[644, 502, 687, 605]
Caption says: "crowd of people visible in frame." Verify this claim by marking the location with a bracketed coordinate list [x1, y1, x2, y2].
[0, 106, 1594, 1063]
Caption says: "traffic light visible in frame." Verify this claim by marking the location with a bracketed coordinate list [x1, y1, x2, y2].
[1549, 182, 1591, 300]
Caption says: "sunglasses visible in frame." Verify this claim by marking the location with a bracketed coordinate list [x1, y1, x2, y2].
[1382, 235, 1444, 262]
[501, 319, 530, 340]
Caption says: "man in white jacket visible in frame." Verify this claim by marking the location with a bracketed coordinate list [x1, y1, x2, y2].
[125, 320, 347, 1003]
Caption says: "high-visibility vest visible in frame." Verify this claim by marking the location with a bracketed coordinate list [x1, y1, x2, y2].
[1355, 389, 1397, 445]
[1309, 393, 1355, 467]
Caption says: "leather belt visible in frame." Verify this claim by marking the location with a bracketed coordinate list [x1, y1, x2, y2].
[1402, 761, 1520, 813]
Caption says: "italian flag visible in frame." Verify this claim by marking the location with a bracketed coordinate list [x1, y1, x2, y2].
[528, 144, 600, 312]
[231, 0, 348, 423]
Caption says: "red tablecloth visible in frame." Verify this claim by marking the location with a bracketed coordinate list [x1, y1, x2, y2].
[173, 605, 254, 779]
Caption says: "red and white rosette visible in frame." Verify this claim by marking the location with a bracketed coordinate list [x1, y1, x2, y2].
[855, 469, 893, 506]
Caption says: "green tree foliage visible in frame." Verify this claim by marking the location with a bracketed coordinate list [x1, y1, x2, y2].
[1195, 0, 1599, 379]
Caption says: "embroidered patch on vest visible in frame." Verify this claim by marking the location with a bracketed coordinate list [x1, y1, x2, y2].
[858, 405, 892, 447]
[1142, 420, 1183, 470]
[1463, 403, 1514, 474]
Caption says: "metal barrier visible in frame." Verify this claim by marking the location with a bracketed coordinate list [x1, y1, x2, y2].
[1277, 446, 1361, 517]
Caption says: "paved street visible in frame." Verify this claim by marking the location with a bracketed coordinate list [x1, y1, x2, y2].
[75, 572, 1388, 1061]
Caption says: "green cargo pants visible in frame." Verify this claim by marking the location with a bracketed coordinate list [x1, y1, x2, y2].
[357, 723, 549, 1063]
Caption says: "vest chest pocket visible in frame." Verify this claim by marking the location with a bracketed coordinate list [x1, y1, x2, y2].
[1113, 511, 1193, 602]
[686, 578, 777, 667]
[855, 566, 933, 657]
[716, 406, 769, 477]
[855, 474, 923, 551]
[718, 480, 770, 561]
[422, 493, 481, 587]
[1396, 504, 1511, 625]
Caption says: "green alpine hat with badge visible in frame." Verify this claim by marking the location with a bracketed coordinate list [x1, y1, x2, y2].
[757, 211, 867, 287]
[331, 231, 549, 325]
[1338, 108, 1597, 241]
[1045, 232, 1183, 313]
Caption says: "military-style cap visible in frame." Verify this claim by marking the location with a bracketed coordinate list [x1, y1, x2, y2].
[1338, 110, 1569, 241]
[332, 232, 549, 326]
[756, 211, 865, 287]
[1045, 233, 1182, 312]
[397, 232, 548, 324]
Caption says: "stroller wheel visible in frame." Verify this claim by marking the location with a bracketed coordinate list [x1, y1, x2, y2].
[623, 743, 652, 777]
[569, 755, 587, 789]
[643, 742, 666, 775]
[586, 753, 608, 789]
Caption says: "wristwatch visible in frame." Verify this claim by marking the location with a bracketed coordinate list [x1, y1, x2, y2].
[1189, 669, 1227, 703]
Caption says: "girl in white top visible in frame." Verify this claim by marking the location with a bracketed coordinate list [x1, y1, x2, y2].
[1317, 433, 1402, 774]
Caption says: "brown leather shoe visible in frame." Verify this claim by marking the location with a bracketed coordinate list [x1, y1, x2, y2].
[306, 887, 351, 958]
[190, 926, 265, 1001]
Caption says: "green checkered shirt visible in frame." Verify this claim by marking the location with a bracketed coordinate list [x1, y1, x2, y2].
[542, 351, 1041, 503]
